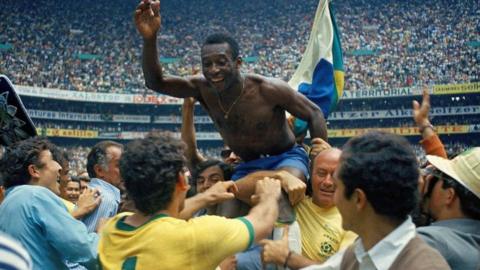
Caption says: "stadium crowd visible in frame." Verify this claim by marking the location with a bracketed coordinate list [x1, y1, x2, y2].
[1, 89, 479, 270]
[1, 0, 478, 94]
[0, 0, 479, 269]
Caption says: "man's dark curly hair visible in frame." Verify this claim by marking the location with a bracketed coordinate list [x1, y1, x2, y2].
[1, 137, 58, 189]
[192, 159, 234, 183]
[119, 132, 185, 215]
[338, 131, 419, 222]
[202, 33, 240, 59]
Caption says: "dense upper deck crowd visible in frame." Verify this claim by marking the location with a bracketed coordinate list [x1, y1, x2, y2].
[1, 0, 478, 94]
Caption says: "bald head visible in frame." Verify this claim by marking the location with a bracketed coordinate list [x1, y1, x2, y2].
[311, 148, 342, 208]
[313, 148, 342, 166]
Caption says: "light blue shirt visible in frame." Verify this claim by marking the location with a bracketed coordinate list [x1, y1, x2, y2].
[82, 178, 121, 233]
[302, 217, 416, 270]
[0, 185, 98, 270]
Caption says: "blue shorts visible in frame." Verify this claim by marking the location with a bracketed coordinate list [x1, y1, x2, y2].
[231, 145, 309, 180]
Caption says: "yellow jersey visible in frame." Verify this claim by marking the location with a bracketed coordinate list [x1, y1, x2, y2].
[295, 197, 357, 262]
[61, 198, 75, 215]
[99, 212, 254, 270]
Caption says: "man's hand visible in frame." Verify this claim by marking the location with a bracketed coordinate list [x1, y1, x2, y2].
[72, 188, 101, 219]
[250, 177, 282, 204]
[260, 226, 290, 265]
[218, 255, 237, 270]
[203, 181, 238, 205]
[134, 0, 161, 39]
[309, 137, 331, 159]
[412, 87, 431, 127]
[275, 171, 306, 206]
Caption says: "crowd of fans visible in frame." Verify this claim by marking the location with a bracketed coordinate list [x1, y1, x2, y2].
[1, 0, 478, 94]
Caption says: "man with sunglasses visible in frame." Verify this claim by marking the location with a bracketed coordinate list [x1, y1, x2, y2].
[418, 148, 480, 270]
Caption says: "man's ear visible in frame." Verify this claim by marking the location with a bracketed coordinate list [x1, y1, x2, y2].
[236, 57, 243, 68]
[444, 187, 456, 206]
[176, 172, 190, 192]
[93, 164, 103, 179]
[354, 188, 367, 211]
[27, 164, 40, 180]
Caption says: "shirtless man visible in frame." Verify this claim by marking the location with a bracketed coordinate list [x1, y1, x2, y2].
[134, 0, 327, 184]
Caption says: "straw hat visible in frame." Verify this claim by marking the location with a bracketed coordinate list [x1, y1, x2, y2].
[426, 147, 480, 199]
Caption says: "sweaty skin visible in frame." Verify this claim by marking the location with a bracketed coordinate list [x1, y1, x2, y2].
[135, 1, 327, 162]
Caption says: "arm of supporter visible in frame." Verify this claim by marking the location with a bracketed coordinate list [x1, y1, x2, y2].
[178, 181, 237, 220]
[234, 169, 306, 206]
[181, 97, 206, 169]
[260, 226, 318, 269]
[134, 0, 200, 98]
[412, 88, 447, 158]
[72, 188, 101, 219]
[33, 189, 98, 267]
[262, 78, 327, 140]
[244, 177, 281, 242]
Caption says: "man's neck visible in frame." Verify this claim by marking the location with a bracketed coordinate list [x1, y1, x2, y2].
[219, 74, 244, 99]
[357, 215, 403, 250]
[125, 204, 178, 228]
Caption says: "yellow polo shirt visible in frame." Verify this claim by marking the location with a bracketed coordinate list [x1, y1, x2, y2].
[296, 197, 357, 262]
[99, 212, 254, 270]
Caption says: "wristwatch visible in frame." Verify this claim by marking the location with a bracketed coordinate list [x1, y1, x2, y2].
[419, 123, 435, 133]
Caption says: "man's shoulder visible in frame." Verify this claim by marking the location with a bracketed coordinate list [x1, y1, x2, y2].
[90, 179, 120, 199]
[249, 74, 283, 88]
[8, 185, 58, 201]
[392, 236, 450, 269]
[189, 215, 249, 229]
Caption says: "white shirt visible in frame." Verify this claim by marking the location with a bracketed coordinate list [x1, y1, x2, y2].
[302, 217, 416, 270]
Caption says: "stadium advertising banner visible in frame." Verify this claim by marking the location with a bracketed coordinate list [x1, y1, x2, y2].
[16, 83, 478, 104]
[153, 115, 212, 124]
[329, 105, 480, 120]
[28, 109, 150, 123]
[341, 87, 422, 99]
[328, 125, 470, 138]
[16, 85, 133, 103]
[132, 94, 182, 105]
[37, 128, 98, 138]
[433, 82, 480, 95]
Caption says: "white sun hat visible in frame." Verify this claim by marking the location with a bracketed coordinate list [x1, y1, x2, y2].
[426, 147, 480, 199]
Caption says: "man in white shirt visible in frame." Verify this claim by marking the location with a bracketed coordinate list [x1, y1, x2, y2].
[302, 131, 450, 270]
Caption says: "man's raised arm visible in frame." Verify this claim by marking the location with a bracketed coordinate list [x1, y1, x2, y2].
[265, 79, 327, 140]
[134, 0, 199, 98]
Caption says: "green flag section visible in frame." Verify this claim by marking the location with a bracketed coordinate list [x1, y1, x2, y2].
[243, 56, 259, 63]
[466, 41, 480, 48]
[0, 43, 13, 51]
[347, 49, 379, 56]
[75, 53, 102, 60]
[160, 58, 180, 64]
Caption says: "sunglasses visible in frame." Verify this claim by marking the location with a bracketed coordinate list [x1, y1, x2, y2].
[424, 168, 456, 197]
[220, 149, 233, 159]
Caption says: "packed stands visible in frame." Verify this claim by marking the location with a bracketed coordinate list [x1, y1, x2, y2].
[1, 0, 478, 93]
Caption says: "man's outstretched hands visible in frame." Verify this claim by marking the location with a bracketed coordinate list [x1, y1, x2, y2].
[412, 87, 431, 127]
[274, 171, 306, 206]
[134, 0, 161, 39]
[203, 181, 238, 205]
[250, 177, 282, 205]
